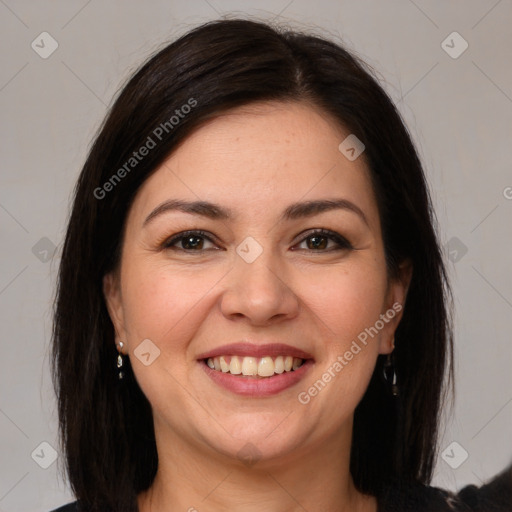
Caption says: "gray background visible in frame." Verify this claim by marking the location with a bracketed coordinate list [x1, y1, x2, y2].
[1, 1, 511, 511]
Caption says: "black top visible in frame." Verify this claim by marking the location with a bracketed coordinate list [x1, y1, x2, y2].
[49, 464, 512, 512]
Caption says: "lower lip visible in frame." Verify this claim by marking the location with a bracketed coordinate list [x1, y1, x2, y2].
[199, 359, 314, 397]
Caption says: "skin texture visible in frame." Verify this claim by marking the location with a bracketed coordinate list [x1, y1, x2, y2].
[103, 101, 412, 512]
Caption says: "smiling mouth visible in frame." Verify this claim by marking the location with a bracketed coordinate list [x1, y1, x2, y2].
[203, 355, 306, 378]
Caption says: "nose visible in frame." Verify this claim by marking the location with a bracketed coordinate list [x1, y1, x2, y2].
[219, 245, 300, 326]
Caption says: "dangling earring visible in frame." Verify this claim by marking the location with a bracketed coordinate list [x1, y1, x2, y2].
[116, 341, 125, 380]
[383, 338, 399, 397]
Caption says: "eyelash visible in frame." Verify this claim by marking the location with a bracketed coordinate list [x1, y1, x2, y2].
[161, 229, 353, 253]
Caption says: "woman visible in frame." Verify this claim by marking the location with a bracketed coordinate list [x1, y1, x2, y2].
[50, 18, 511, 512]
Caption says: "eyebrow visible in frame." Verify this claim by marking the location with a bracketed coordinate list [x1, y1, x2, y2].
[143, 198, 369, 228]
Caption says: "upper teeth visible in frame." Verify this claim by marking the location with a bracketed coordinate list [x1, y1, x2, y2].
[206, 355, 304, 377]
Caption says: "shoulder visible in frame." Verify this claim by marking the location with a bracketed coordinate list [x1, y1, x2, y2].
[378, 464, 512, 511]
[378, 480, 462, 511]
[454, 463, 512, 511]
[49, 501, 79, 512]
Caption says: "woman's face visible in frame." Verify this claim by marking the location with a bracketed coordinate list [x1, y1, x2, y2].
[104, 101, 410, 466]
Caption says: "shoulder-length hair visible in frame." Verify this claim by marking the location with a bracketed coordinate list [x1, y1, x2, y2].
[51, 18, 453, 512]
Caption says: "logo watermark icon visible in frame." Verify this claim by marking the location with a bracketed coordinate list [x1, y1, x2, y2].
[441, 441, 469, 469]
[236, 236, 264, 263]
[441, 32, 468, 59]
[445, 236, 468, 264]
[134, 338, 161, 366]
[338, 134, 365, 161]
[31, 32, 58, 59]
[31, 441, 58, 469]
[31, 237, 57, 263]
[237, 442, 262, 467]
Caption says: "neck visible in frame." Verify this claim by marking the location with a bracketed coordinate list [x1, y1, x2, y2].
[138, 415, 377, 512]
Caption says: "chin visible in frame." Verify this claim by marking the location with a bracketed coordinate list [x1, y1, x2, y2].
[199, 413, 309, 466]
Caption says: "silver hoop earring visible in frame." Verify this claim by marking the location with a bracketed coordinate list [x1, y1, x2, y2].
[383, 348, 399, 397]
[116, 341, 125, 380]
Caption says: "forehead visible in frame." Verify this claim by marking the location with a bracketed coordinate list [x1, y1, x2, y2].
[129, 101, 379, 229]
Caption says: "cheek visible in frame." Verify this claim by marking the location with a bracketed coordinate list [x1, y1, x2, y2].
[296, 259, 388, 407]
[120, 260, 224, 349]
[119, 261, 217, 411]
[298, 301, 383, 427]
[303, 259, 388, 341]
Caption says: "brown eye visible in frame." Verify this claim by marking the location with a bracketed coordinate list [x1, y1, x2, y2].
[295, 229, 353, 252]
[305, 235, 329, 250]
[180, 234, 205, 250]
[163, 230, 217, 252]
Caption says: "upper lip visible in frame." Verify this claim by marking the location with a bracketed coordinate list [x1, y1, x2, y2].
[196, 342, 314, 361]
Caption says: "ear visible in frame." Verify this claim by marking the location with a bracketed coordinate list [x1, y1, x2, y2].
[103, 270, 127, 350]
[378, 259, 413, 355]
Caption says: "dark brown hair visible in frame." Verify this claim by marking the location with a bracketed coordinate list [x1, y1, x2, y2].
[51, 18, 454, 511]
